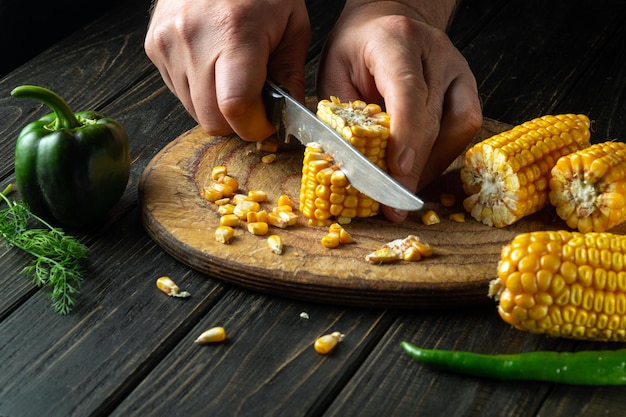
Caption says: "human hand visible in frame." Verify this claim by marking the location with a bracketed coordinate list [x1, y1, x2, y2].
[317, 0, 483, 222]
[145, 0, 311, 141]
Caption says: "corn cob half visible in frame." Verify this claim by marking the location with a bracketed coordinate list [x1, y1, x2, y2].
[490, 230, 626, 342]
[461, 114, 591, 227]
[299, 97, 390, 225]
[549, 141, 626, 233]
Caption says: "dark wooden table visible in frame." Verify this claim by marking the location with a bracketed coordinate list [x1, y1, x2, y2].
[1, 1, 626, 416]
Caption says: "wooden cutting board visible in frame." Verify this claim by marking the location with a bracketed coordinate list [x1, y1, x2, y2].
[139, 117, 578, 309]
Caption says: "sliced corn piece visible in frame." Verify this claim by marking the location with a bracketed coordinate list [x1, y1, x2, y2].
[461, 114, 591, 227]
[247, 221, 269, 236]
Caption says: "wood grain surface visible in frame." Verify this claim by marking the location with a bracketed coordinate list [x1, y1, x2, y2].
[139, 117, 585, 308]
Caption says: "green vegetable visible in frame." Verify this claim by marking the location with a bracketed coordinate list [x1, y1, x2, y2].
[401, 341, 626, 385]
[11, 85, 130, 227]
[0, 184, 88, 314]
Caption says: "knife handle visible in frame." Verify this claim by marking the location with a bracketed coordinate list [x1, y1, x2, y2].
[262, 82, 286, 142]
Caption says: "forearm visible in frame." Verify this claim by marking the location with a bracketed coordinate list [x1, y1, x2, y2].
[342, 0, 458, 30]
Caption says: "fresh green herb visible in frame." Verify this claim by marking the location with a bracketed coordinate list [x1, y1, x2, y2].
[0, 184, 88, 314]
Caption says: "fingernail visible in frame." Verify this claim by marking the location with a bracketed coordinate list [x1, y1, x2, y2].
[398, 148, 416, 176]
[392, 208, 408, 219]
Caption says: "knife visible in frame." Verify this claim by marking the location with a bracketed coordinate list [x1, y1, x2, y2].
[262, 81, 423, 211]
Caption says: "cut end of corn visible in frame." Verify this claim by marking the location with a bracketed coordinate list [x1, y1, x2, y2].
[549, 141, 626, 233]
[493, 230, 626, 342]
[461, 114, 591, 227]
[299, 97, 390, 224]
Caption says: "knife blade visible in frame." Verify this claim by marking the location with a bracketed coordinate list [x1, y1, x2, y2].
[262, 81, 423, 211]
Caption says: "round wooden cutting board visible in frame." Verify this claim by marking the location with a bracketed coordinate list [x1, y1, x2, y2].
[139, 118, 580, 309]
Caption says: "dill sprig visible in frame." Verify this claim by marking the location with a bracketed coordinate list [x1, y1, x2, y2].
[0, 185, 89, 314]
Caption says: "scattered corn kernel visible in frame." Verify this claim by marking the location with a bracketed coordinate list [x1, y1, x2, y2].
[221, 175, 239, 191]
[195, 326, 227, 344]
[218, 203, 235, 215]
[440, 193, 456, 207]
[211, 165, 227, 180]
[215, 225, 235, 244]
[261, 153, 277, 164]
[268, 211, 298, 228]
[267, 234, 284, 254]
[321, 232, 341, 248]
[422, 209, 440, 225]
[220, 213, 240, 227]
[234, 200, 261, 219]
[214, 197, 231, 206]
[277, 194, 296, 209]
[247, 221, 269, 236]
[247, 190, 268, 202]
[448, 212, 466, 223]
[314, 331, 345, 355]
[246, 210, 268, 223]
[156, 276, 191, 298]
[201, 186, 223, 202]
[365, 235, 433, 264]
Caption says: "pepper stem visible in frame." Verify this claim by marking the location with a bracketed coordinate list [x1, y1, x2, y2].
[11, 85, 81, 129]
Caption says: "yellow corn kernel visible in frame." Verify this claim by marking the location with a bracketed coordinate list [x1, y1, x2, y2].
[247, 221, 269, 236]
[234, 200, 261, 219]
[211, 165, 227, 180]
[422, 209, 440, 226]
[246, 210, 268, 223]
[440, 193, 456, 207]
[211, 182, 234, 198]
[314, 331, 345, 355]
[448, 212, 466, 223]
[214, 197, 231, 206]
[215, 225, 235, 244]
[221, 175, 239, 192]
[261, 153, 277, 164]
[201, 186, 223, 203]
[218, 203, 235, 215]
[247, 190, 268, 203]
[328, 223, 355, 244]
[489, 230, 626, 342]
[267, 234, 284, 254]
[403, 246, 422, 262]
[232, 193, 250, 205]
[461, 114, 591, 227]
[321, 232, 341, 249]
[365, 246, 403, 263]
[195, 326, 227, 344]
[267, 211, 298, 228]
[220, 213, 240, 227]
[156, 276, 191, 298]
[277, 194, 296, 209]
[549, 141, 626, 233]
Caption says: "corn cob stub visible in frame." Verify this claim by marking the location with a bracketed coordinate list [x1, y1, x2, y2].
[299, 97, 390, 225]
[461, 114, 591, 227]
[490, 230, 626, 342]
[549, 141, 626, 233]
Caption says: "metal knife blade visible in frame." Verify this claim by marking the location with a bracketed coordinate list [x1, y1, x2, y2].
[262, 81, 423, 211]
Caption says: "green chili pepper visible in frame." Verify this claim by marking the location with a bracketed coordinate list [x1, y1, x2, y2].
[401, 341, 626, 385]
[11, 85, 130, 228]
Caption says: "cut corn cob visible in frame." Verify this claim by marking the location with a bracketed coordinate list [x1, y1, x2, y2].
[461, 114, 591, 227]
[299, 97, 390, 224]
[489, 230, 626, 342]
[549, 141, 626, 233]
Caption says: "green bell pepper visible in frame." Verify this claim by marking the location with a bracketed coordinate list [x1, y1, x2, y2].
[11, 85, 130, 227]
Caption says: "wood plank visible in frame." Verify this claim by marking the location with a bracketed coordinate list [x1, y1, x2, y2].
[110, 295, 395, 417]
[465, 0, 626, 125]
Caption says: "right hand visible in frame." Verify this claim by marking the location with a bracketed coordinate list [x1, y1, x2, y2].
[144, 0, 312, 141]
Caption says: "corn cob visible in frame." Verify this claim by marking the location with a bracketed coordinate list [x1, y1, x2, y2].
[299, 97, 389, 225]
[489, 230, 626, 342]
[549, 141, 626, 233]
[461, 114, 591, 227]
